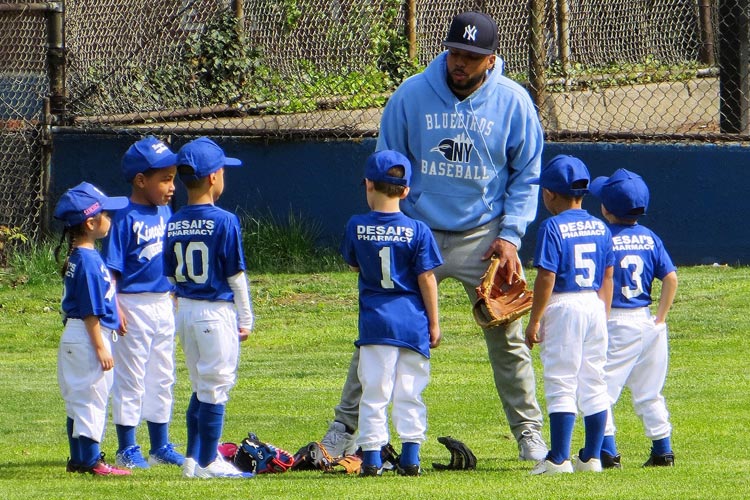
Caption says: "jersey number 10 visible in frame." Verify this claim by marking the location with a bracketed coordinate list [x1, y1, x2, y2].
[173, 241, 209, 284]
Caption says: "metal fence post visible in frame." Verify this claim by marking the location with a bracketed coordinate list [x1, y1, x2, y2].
[719, 0, 750, 133]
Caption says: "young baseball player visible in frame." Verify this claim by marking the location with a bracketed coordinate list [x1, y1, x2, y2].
[341, 150, 443, 477]
[101, 136, 185, 469]
[589, 169, 678, 468]
[163, 137, 254, 479]
[54, 182, 131, 476]
[525, 155, 614, 475]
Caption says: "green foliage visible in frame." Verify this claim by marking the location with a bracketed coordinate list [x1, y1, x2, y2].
[539, 55, 705, 92]
[0, 225, 28, 267]
[239, 209, 345, 273]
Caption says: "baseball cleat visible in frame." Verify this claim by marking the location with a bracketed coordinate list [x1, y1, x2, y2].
[573, 451, 602, 472]
[194, 458, 254, 479]
[182, 457, 197, 478]
[643, 452, 674, 467]
[320, 421, 356, 458]
[359, 465, 383, 477]
[530, 458, 573, 475]
[148, 443, 185, 466]
[115, 445, 150, 469]
[518, 429, 548, 461]
[396, 464, 422, 476]
[601, 451, 622, 469]
[66, 458, 79, 473]
[80, 453, 132, 476]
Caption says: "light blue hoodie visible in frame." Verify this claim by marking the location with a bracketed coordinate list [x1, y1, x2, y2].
[376, 51, 542, 248]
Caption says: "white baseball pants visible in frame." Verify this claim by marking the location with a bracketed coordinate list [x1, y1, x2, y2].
[357, 345, 429, 451]
[57, 319, 114, 441]
[539, 291, 610, 416]
[604, 307, 671, 440]
[176, 298, 239, 405]
[112, 292, 176, 426]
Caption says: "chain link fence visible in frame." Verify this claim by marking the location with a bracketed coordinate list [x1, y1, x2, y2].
[1, 0, 749, 251]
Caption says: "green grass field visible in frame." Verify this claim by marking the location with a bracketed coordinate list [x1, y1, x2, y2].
[1, 265, 748, 499]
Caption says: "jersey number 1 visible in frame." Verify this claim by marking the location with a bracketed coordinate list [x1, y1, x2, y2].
[378, 246, 395, 289]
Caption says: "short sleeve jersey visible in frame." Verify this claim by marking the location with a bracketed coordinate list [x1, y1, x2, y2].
[341, 211, 443, 358]
[609, 223, 676, 308]
[102, 202, 173, 294]
[61, 247, 120, 330]
[163, 204, 246, 302]
[534, 209, 614, 292]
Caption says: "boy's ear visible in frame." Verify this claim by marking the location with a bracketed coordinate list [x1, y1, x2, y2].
[399, 186, 411, 199]
[133, 172, 146, 188]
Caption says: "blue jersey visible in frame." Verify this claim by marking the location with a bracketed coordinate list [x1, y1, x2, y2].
[102, 201, 173, 294]
[534, 209, 614, 292]
[609, 223, 676, 308]
[341, 211, 443, 358]
[61, 247, 120, 330]
[163, 204, 246, 302]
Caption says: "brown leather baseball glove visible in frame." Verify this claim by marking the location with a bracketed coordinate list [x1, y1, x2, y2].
[472, 256, 534, 328]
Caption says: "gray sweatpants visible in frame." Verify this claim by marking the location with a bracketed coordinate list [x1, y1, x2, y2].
[333, 219, 543, 441]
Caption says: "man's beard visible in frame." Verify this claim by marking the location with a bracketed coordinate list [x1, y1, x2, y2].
[447, 72, 485, 95]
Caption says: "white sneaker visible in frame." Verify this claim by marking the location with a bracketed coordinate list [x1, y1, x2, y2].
[573, 455, 602, 472]
[518, 429, 548, 461]
[530, 459, 574, 475]
[194, 458, 254, 479]
[320, 421, 356, 457]
[182, 457, 197, 478]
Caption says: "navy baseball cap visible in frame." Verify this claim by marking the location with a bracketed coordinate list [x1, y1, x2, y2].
[530, 155, 590, 196]
[442, 11, 499, 55]
[121, 136, 178, 182]
[590, 168, 650, 219]
[176, 137, 242, 180]
[53, 182, 129, 227]
[365, 150, 411, 187]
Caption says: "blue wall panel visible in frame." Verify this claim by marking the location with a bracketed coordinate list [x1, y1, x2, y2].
[51, 134, 749, 265]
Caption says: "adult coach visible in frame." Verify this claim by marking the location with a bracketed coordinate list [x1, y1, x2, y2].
[321, 11, 547, 462]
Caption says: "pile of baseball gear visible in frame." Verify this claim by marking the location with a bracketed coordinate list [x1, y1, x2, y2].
[218, 433, 295, 474]
[289, 436, 477, 474]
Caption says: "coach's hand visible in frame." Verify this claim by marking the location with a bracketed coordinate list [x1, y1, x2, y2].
[482, 238, 520, 283]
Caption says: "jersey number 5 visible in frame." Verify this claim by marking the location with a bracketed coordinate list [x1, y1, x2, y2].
[574, 243, 596, 287]
[173, 241, 209, 284]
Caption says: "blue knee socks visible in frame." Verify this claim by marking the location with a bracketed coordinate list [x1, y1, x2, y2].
[581, 410, 607, 462]
[548, 412, 576, 464]
[400, 442, 420, 466]
[147, 421, 169, 452]
[115, 424, 136, 452]
[79, 435, 101, 468]
[185, 393, 201, 459]
[652, 436, 672, 455]
[67, 417, 82, 466]
[362, 450, 382, 468]
[197, 402, 225, 468]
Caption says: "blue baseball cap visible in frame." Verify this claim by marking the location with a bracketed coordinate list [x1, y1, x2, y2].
[53, 182, 129, 227]
[121, 136, 178, 182]
[530, 155, 590, 196]
[590, 168, 650, 219]
[443, 11, 499, 55]
[365, 150, 411, 187]
[176, 137, 242, 180]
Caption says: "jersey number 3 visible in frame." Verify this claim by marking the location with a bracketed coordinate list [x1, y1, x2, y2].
[173, 241, 209, 284]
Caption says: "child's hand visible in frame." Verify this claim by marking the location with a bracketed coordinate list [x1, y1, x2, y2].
[524, 322, 542, 349]
[429, 325, 442, 348]
[96, 347, 114, 371]
[238, 328, 250, 342]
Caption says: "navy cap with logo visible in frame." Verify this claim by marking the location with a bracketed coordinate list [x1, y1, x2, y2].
[530, 155, 590, 197]
[365, 150, 411, 187]
[590, 168, 650, 219]
[176, 137, 242, 181]
[121, 136, 178, 182]
[443, 11, 499, 55]
[54, 182, 129, 227]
